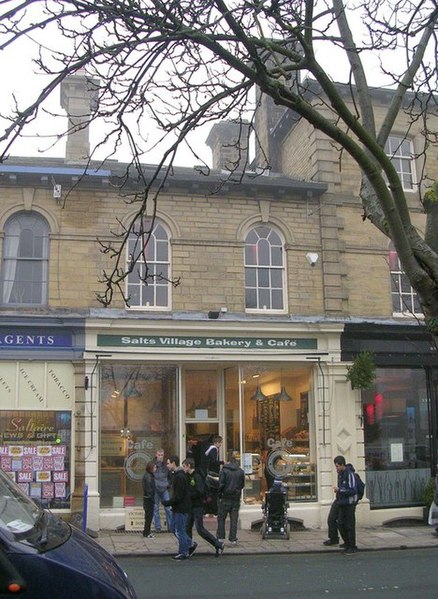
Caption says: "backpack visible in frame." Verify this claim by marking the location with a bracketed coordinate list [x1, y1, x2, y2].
[354, 472, 365, 501]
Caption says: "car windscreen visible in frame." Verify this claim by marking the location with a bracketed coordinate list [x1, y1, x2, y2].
[0, 469, 70, 550]
[0, 470, 40, 535]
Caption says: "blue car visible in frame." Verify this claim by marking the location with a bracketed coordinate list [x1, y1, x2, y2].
[0, 469, 137, 598]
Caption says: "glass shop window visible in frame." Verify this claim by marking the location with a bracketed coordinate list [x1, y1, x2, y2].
[240, 364, 316, 504]
[362, 368, 430, 508]
[99, 364, 177, 508]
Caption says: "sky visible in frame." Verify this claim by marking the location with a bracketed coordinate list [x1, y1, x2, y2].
[0, 2, 432, 169]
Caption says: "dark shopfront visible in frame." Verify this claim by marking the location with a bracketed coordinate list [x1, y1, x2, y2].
[342, 322, 438, 509]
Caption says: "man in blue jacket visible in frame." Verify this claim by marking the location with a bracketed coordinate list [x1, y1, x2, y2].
[333, 455, 358, 554]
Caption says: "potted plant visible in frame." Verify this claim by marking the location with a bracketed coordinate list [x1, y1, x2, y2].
[346, 351, 376, 390]
[423, 477, 436, 523]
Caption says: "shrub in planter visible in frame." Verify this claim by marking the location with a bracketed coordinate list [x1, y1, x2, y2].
[423, 477, 435, 508]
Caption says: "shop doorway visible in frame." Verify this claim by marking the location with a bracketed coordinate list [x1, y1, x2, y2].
[184, 368, 222, 468]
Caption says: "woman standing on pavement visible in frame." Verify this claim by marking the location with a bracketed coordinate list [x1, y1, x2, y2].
[142, 461, 157, 538]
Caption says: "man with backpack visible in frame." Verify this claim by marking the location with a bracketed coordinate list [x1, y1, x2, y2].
[333, 455, 359, 554]
[323, 461, 365, 548]
[183, 458, 225, 557]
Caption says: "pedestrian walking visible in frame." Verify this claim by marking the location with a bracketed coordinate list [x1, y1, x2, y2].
[163, 455, 192, 560]
[182, 457, 225, 557]
[216, 451, 245, 544]
[333, 455, 358, 555]
[142, 461, 157, 538]
[152, 448, 173, 533]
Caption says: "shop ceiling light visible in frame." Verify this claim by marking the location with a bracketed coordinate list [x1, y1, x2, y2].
[251, 386, 267, 401]
[277, 386, 292, 402]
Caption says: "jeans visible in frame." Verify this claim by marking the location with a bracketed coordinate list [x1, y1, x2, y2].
[153, 489, 173, 532]
[187, 506, 222, 550]
[327, 500, 340, 542]
[173, 512, 191, 556]
[216, 497, 240, 542]
[337, 503, 356, 549]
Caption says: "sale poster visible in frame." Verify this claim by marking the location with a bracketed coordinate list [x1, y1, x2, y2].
[0, 410, 71, 509]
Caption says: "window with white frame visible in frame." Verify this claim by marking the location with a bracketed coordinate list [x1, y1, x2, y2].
[389, 245, 422, 316]
[1, 212, 49, 306]
[126, 219, 171, 309]
[384, 135, 415, 191]
[244, 225, 286, 312]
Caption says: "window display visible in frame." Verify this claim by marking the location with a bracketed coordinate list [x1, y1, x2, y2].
[0, 410, 71, 509]
[240, 365, 316, 503]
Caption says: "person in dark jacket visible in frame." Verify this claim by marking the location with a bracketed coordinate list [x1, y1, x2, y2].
[333, 455, 358, 554]
[142, 461, 157, 538]
[183, 457, 225, 557]
[200, 435, 223, 477]
[163, 455, 192, 560]
[216, 451, 245, 544]
[200, 435, 223, 516]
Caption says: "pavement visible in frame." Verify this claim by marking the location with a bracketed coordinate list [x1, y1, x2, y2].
[95, 517, 438, 558]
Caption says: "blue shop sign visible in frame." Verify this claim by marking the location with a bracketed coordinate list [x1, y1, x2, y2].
[0, 330, 72, 349]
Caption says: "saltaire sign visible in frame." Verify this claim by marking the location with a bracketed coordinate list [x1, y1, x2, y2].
[97, 334, 318, 350]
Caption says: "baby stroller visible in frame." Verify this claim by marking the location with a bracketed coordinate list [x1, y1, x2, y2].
[261, 480, 290, 540]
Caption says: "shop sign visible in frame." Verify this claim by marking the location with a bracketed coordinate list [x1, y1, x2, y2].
[0, 329, 72, 349]
[97, 334, 318, 350]
[0, 363, 74, 408]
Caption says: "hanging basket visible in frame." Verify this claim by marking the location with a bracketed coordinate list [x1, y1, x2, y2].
[346, 351, 376, 390]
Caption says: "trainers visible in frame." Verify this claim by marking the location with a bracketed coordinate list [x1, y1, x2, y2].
[173, 554, 188, 561]
[230, 540, 237, 545]
[188, 542, 198, 556]
[215, 542, 224, 557]
[343, 547, 358, 555]
[323, 539, 339, 546]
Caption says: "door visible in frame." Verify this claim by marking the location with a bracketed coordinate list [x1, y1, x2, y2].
[184, 368, 222, 468]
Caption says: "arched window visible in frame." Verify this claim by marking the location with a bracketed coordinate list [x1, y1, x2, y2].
[244, 225, 286, 312]
[389, 244, 421, 316]
[1, 212, 50, 306]
[126, 219, 171, 310]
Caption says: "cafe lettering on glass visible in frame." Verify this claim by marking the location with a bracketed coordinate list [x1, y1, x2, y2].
[0, 411, 71, 509]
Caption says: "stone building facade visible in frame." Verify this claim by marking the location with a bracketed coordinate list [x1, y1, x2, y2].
[0, 73, 437, 531]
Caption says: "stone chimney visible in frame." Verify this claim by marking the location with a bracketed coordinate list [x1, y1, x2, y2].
[205, 121, 250, 171]
[60, 70, 99, 163]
